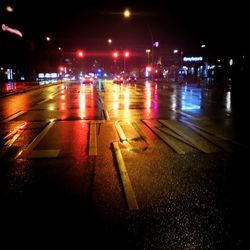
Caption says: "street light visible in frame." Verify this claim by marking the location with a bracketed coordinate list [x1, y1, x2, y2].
[6, 6, 14, 12]
[146, 49, 151, 64]
[108, 38, 112, 44]
[46, 36, 51, 42]
[123, 51, 130, 74]
[123, 8, 131, 18]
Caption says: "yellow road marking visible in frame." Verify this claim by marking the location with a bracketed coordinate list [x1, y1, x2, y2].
[112, 142, 139, 210]
[88, 122, 97, 156]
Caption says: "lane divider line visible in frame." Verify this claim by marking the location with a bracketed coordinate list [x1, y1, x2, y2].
[112, 141, 139, 210]
[103, 109, 110, 120]
[88, 122, 97, 156]
[115, 121, 127, 142]
[16, 121, 55, 159]
[37, 92, 60, 104]
[2, 110, 26, 122]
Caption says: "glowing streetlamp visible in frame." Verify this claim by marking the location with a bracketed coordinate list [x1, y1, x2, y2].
[108, 38, 112, 44]
[6, 6, 14, 12]
[46, 36, 51, 42]
[146, 49, 151, 64]
[123, 8, 131, 18]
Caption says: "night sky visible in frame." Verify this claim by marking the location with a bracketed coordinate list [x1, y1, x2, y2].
[1, 0, 248, 56]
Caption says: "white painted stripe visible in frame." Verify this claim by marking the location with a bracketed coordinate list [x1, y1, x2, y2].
[187, 125, 235, 152]
[38, 92, 60, 104]
[103, 109, 110, 120]
[143, 120, 186, 154]
[171, 109, 202, 121]
[16, 121, 55, 159]
[115, 121, 127, 142]
[2, 111, 26, 122]
[112, 142, 139, 210]
[159, 119, 216, 153]
[29, 149, 60, 158]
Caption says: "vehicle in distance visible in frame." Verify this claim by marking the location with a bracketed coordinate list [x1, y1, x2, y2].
[127, 75, 137, 82]
[82, 74, 94, 83]
[113, 75, 124, 83]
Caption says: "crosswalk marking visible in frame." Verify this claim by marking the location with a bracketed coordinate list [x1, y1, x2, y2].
[115, 121, 127, 142]
[2, 111, 26, 122]
[159, 119, 217, 153]
[180, 119, 233, 142]
[29, 149, 60, 158]
[16, 121, 55, 159]
[184, 123, 235, 152]
[143, 120, 187, 154]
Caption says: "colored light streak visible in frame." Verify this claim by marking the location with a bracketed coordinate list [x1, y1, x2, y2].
[79, 85, 86, 119]
[2, 24, 23, 37]
[145, 81, 151, 112]
[225, 91, 231, 113]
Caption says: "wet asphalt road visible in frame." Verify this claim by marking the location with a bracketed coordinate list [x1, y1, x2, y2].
[0, 79, 248, 249]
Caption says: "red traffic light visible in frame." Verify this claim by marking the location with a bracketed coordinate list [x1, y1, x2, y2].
[59, 66, 64, 72]
[124, 51, 130, 57]
[112, 51, 119, 58]
[77, 50, 84, 58]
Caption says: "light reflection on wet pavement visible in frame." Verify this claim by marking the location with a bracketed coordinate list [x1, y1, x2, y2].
[0, 80, 247, 249]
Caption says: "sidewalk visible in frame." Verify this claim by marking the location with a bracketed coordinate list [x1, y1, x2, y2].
[0, 80, 63, 98]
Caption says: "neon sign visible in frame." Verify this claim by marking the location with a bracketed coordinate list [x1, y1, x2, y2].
[183, 57, 203, 62]
[2, 24, 23, 38]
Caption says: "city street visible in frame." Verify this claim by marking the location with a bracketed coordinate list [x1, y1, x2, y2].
[0, 79, 248, 249]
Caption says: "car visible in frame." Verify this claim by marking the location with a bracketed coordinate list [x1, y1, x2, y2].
[82, 74, 94, 83]
[127, 75, 137, 83]
[113, 75, 124, 83]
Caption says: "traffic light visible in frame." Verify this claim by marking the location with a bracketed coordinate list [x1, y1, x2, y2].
[59, 66, 64, 72]
[124, 51, 130, 57]
[77, 50, 84, 58]
[112, 51, 119, 58]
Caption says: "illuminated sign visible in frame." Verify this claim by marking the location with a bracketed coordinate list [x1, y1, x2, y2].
[183, 57, 203, 62]
[2, 24, 23, 37]
[7, 69, 13, 80]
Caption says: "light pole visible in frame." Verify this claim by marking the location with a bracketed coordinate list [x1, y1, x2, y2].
[123, 51, 130, 76]
[112, 51, 119, 73]
[123, 8, 131, 18]
[146, 49, 151, 64]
